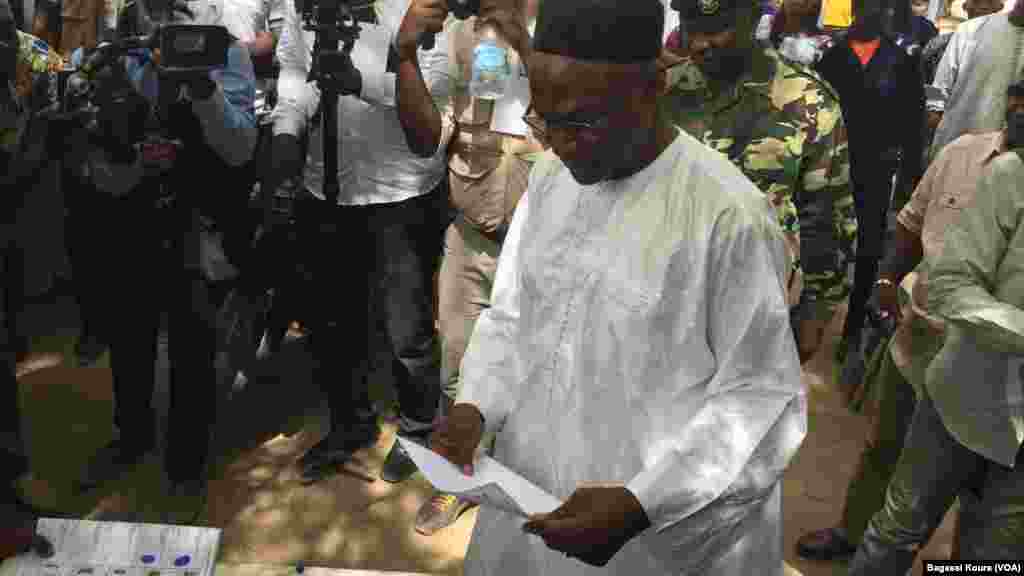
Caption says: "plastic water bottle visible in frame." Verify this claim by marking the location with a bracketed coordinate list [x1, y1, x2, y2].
[470, 21, 510, 100]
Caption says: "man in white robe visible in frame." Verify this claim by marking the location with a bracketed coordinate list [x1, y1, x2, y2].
[429, 0, 808, 573]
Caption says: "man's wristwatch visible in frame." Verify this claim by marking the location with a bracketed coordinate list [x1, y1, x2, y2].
[875, 277, 895, 288]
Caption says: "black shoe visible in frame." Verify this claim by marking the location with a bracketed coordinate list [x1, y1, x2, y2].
[77, 439, 153, 492]
[298, 427, 379, 484]
[380, 434, 423, 484]
[162, 478, 208, 525]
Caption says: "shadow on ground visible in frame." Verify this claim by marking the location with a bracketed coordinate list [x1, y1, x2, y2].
[15, 291, 954, 576]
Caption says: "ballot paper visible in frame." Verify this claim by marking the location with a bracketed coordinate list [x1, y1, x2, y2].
[13, 520, 220, 576]
[397, 437, 561, 518]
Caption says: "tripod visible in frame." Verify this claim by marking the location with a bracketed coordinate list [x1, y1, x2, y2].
[236, 0, 372, 377]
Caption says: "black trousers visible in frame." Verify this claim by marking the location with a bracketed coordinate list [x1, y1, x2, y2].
[845, 154, 899, 348]
[289, 183, 447, 439]
[65, 186, 220, 484]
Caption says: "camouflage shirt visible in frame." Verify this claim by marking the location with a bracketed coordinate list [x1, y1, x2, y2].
[660, 48, 855, 313]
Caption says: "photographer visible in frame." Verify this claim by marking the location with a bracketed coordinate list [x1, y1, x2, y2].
[270, 0, 452, 484]
[69, 0, 256, 524]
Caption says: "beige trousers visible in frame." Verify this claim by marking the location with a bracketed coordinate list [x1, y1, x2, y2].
[437, 216, 500, 454]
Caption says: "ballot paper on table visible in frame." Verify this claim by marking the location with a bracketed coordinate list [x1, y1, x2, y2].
[397, 437, 561, 518]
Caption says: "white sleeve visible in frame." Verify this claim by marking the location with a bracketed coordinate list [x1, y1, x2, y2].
[192, 43, 259, 166]
[626, 206, 807, 535]
[455, 167, 534, 438]
[357, 4, 399, 106]
[928, 26, 963, 112]
[260, 0, 271, 30]
[271, 0, 318, 138]
[420, 26, 455, 158]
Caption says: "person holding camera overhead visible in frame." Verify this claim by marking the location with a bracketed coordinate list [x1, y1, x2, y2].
[68, 0, 257, 524]
[270, 0, 452, 484]
[395, 0, 542, 535]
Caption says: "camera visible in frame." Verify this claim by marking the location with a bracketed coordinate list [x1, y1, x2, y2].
[157, 24, 231, 74]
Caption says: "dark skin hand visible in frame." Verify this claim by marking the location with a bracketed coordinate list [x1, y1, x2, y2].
[429, 402, 484, 475]
[248, 31, 276, 59]
[430, 405, 652, 566]
[522, 484, 652, 566]
[875, 222, 923, 323]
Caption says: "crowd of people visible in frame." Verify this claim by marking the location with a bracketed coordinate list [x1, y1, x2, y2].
[2, 0, 1023, 570]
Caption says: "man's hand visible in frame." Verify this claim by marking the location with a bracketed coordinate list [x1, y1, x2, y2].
[656, 49, 686, 96]
[522, 484, 652, 567]
[428, 403, 483, 475]
[873, 278, 902, 323]
[479, 0, 530, 56]
[927, 110, 942, 131]
[396, 0, 449, 62]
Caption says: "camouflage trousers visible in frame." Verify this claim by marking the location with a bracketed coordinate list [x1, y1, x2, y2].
[792, 184, 857, 323]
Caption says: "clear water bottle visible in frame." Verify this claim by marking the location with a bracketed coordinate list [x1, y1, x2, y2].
[470, 21, 510, 100]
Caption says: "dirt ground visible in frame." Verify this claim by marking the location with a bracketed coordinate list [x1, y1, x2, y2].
[11, 292, 955, 576]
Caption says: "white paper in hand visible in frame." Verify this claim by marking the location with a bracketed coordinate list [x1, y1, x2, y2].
[397, 438, 561, 518]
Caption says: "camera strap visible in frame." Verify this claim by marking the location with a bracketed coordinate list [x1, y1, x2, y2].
[45, 0, 62, 42]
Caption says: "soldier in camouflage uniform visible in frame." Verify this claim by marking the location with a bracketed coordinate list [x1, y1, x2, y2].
[661, 0, 855, 362]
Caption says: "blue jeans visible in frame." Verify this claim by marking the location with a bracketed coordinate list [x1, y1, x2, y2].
[850, 389, 1024, 573]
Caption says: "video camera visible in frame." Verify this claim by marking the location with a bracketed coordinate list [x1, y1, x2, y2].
[50, 21, 232, 164]
[155, 24, 232, 74]
[73, 25, 231, 80]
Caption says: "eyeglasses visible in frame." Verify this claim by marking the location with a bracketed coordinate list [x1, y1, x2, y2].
[521, 103, 613, 144]
[521, 61, 685, 143]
